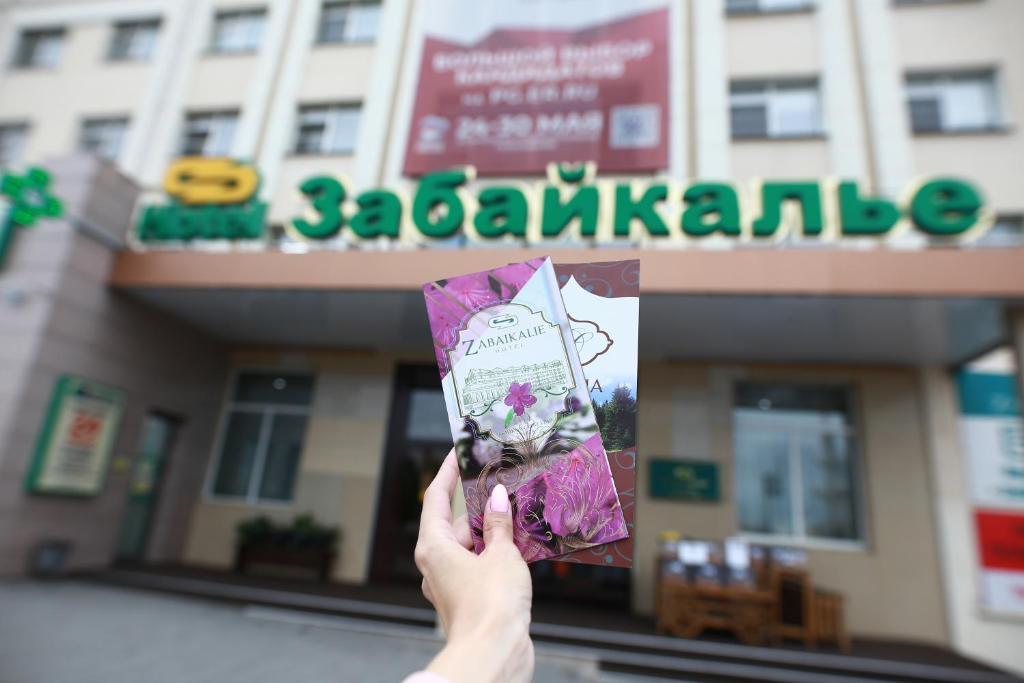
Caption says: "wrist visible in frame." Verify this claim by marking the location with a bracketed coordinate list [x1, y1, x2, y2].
[428, 621, 532, 683]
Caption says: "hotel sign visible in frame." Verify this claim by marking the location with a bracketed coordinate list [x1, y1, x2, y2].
[135, 159, 994, 247]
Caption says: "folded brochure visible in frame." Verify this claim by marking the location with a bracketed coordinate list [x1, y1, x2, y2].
[423, 257, 629, 563]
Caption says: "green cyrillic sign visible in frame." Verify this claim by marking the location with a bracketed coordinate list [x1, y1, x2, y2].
[649, 458, 720, 502]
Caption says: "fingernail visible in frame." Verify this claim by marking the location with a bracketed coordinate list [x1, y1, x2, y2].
[488, 484, 510, 513]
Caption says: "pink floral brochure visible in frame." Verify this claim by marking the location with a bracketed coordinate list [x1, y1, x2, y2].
[422, 257, 629, 562]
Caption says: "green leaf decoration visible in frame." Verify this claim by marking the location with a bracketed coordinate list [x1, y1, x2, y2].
[504, 408, 515, 428]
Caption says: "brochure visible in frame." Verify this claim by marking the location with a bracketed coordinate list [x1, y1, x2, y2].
[423, 257, 629, 562]
[552, 260, 639, 568]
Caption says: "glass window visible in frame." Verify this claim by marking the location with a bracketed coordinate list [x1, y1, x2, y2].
[12, 27, 64, 68]
[109, 19, 160, 61]
[734, 382, 863, 543]
[727, 0, 813, 14]
[79, 117, 129, 161]
[0, 124, 29, 169]
[210, 371, 314, 503]
[294, 104, 361, 155]
[730, 79, 823, 139]
[181, 111, 238, 156]
[210, 9, 265, 54]
[318, 1, 381, 44]
[906, 70, 1002, 133]
[975, 216, 1024, 248]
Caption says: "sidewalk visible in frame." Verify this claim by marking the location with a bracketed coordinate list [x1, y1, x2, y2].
[0, 580, 658, 683]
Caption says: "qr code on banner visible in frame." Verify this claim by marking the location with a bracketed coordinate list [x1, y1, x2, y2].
[609, 104, 660, 149]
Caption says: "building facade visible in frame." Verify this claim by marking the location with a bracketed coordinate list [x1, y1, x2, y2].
[1, 0, 1023, 675]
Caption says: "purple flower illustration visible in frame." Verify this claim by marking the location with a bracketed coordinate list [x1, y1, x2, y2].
[504, 382, 537, 416]
[542, 446, 626, 544]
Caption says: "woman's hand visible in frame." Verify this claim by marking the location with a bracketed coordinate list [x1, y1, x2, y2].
[414, 449, 534, 683]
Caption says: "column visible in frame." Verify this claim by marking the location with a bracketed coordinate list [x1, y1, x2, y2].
[692, 0, 729, 180]
[817, 0, 870, 183]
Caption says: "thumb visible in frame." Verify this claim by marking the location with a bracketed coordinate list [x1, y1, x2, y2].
[482, 483, 514, 550]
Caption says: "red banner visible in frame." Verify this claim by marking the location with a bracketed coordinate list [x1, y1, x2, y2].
[403, 7, 670, 177]
[975, 509, 1024, 573]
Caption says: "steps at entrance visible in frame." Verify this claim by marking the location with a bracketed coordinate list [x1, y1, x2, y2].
[98, 569, 1021, 683]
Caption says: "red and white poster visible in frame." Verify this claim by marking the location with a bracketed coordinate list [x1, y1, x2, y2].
[402, 0, 671, 177]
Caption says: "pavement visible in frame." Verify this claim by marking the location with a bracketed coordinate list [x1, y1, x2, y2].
[0, 580, 669, 683]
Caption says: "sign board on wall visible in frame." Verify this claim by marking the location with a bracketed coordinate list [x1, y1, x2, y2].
[24, 375, 125, 496]
[402, 0, 671, 176]
[957, 371, 1024, 617]
[649, 458, 720, 502]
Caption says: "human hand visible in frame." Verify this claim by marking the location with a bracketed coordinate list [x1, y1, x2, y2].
[414, 449, 534, 683]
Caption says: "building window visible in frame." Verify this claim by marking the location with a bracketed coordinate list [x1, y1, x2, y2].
[79, 118, 129, 161]
[0, 124, 29, 169]
[294, 104, 361, 155]
[734, 383, 863, 544]
[210, 9, 265, 54]
[317, 1, 382, 44]
[12, 27, 64, 68]
[108, 19, 160, 61]
[181, 111, 238, 156]
[210, 372, 314, 503]
[730, 79, 823, 139]
[726, 0, 813, 14]
[975, 216, 1024, 248]
[906, 70, 1002, 134]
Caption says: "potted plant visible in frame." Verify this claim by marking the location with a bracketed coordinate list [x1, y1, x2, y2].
[235, 514, 340, 581]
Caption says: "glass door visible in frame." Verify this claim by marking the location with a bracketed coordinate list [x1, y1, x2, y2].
[115, 412, 180, 561]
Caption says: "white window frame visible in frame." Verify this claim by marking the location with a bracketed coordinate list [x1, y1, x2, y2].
[294, 103, 362, 155]
[12, 27, 64, 68]
[730, 78, 824, 139]
[726, 0, 814, 15]
[204, 369, 315, 506]
[108, 19, 161, 62]
[79, 117, 129, 161]
[906, 69, 1003, 134]
[733, 394, 866, 550]
[181, 111, 238, 157]
[209, 8, 266, 55]
[0, 123, 30, 169]
[316, 0, 382, 45]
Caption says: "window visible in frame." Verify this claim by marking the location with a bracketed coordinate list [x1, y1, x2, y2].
[294, 104, 361, 155]
[210, 9, 265, 54]
[317, 1, 382, 44]
[730, 79, 823, 139]
[734, 383, 863, 544]
[727, 0, 813, 14]
[975, 216, 1024, 248]
[0, 124, 29, 169]
[906, 70, 1002, 134]
[109, 19, 160, 61]
[181, 111, 238, 156]
[12, 27, 64, 68]
[210, 372, 314, 503]
[79, 118, 129, 161]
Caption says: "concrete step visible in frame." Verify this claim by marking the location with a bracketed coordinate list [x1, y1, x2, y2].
[97, 569, 1021, 683]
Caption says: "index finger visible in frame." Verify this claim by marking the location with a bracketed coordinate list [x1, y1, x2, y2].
[419, 449, 460, 534]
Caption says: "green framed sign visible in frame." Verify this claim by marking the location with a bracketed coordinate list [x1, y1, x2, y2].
[24, 375, 125, 496]
[649, 458, 720, 502]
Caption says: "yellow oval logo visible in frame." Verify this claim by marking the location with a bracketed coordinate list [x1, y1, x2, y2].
[163, 157, 259, 206]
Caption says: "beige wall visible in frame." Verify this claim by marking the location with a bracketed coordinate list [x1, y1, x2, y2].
[183, 349, 396, 584]
[893, 0, 1024, 212]
[181, 350, 952, 643]
[633, 361, 950, 644]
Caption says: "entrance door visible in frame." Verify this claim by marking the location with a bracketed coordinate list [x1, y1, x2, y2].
[116, 412, 180, 561]
[371, 365, 452, 583]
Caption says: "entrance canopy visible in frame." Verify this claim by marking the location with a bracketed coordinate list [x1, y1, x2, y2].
[110, 248, 1024, 366]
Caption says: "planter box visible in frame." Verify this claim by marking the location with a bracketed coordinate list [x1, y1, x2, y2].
[235, 543, 336, 581]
